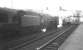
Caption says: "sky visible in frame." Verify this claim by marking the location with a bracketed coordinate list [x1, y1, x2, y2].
[62, 0, 83, 11]
[0, 0, 83, 16]
[0, 0, 11, 8]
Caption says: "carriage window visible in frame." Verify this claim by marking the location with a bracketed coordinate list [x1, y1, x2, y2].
[0, 13, 8, 23]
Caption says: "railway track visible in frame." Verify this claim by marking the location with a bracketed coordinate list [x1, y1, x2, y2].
[8, 27, 59, 48]
[37, 24, 78, 50]
[8, 24, 77, 50]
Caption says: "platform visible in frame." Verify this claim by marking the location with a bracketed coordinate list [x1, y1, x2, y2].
[59, 24, 83, 50]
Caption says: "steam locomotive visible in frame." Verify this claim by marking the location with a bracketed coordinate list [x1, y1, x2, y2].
[0, 9, 58, 37]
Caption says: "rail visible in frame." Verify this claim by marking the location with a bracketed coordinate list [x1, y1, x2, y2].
[8, 24, 76, 50]
[37, 24, 78, 50]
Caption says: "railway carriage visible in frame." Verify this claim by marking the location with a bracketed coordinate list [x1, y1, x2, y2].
[63, 16, 79, 25]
